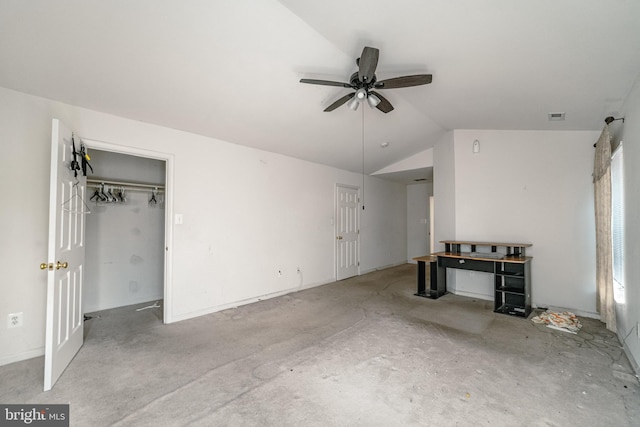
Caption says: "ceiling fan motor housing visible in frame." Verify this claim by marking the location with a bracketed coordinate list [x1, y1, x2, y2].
[350, 72, 377, 96]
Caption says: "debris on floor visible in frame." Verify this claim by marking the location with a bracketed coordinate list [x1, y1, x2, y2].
[531, 310, 582, 334]
[136, 301, 161, 311]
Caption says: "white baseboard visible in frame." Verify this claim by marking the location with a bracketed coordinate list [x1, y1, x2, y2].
[167, 279, 334, 324]
[620, 334, 640, 379]
[0, 347, 44, 367]
[450, 289, 493, 302]
[168, 262, 412, 324]
[360, 261, 407, 275]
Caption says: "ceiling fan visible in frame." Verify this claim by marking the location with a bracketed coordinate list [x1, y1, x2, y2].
[300, 46, 432, 113]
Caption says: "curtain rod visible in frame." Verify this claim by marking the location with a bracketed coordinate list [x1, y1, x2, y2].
[593, 116, 625, 147]
[604, 116, 624, 125]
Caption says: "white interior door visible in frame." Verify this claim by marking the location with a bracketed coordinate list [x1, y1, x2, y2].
[336, 185, 359, 280]
[43, 119, 86, 391]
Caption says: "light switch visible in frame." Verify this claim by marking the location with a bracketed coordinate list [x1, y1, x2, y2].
[175, 214, 184, 225]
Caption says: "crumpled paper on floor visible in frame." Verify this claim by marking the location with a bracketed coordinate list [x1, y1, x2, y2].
[531, 310, 582, 334]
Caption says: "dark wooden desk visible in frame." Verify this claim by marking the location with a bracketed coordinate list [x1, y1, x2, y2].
[414, 240, 533, 317]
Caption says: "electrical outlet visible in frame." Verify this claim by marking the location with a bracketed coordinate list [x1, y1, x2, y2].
[8, 312, 23, 328]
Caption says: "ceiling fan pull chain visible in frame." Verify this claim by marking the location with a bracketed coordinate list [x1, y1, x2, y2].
[362, 106, 365, 211]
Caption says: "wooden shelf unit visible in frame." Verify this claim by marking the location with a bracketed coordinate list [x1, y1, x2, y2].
[493, 258, 531, 317]
[442, 240, 531, 258]
[414, 240, 532, 318]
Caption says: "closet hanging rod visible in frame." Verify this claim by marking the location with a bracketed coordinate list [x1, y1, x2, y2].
[86, 178, 164, 190]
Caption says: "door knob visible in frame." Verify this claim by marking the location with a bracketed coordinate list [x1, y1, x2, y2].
[56, 261, 68, 270]
[40, 262, 53, 270]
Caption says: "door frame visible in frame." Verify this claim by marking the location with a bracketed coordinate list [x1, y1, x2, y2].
[83, 138, 175, 323]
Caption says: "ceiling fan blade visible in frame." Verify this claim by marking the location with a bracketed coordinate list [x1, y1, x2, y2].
[358, 46, 379, 83]
[374, 74, 432, 89]
[370, 91, 394, 113]
[300, 79, 351, 88]
[324, 93, 355, 112]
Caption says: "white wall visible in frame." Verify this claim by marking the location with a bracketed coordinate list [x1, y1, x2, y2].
[376, 147, 435, 264]
[407, 183, 431, 262]
[433, 131, 456, 253]
[446, 129, 599, 313]
[616, 74, 640, 371]
[84, 150, 166, 313]
[373, 148, 433, 175]
[0, 88, 52, 364]
[360, 179, 408, 272]
[0, 87, 407, 366]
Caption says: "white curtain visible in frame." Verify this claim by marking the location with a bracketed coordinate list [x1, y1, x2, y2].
[593, 125, 615, 331]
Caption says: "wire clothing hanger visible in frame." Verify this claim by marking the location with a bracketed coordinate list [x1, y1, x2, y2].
[85, 179, 163, 207]
[89, 183, 128, 204]
[61, 179, 91, 215]
[149, 188, 158, 206]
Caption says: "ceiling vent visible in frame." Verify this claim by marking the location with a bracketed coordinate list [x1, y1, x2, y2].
[548, 112, 565, 121]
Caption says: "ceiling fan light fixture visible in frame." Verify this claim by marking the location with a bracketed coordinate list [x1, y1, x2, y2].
[355, 88, 367, 101]
[367, 92, 381, 108]
[347, 97, 360, 111]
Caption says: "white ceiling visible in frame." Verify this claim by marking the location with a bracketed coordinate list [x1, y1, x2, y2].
[1, 1, 639, 183]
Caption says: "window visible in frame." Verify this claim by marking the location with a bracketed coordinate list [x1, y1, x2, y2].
[611, 142, 624, 302]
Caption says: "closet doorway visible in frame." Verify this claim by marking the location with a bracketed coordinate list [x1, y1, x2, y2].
[83, 141, 173, 323]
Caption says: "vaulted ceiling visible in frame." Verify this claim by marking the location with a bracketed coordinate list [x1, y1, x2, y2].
[1, 1, 639, 181]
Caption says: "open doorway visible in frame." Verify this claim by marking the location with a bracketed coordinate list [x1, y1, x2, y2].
[84, 149, 166, 319]
[83, 139, 174, 324]
[43, 122, 174, 390]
